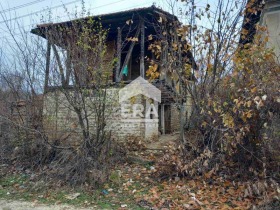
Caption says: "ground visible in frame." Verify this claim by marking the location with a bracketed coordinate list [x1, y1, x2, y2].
[0, 134, 279, 209]
[0, 199, 94, 210]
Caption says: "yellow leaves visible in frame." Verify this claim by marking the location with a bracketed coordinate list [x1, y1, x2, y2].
[246, 100, 252, 108]
[241, 28, 249, 36]
[146, 64, 160, 80]
[201, 121, 207, 127]
[242, 110, 253, 122]
[177, 25, 189, 37]
[213, 101, 222, 114]
[127, 37, 138, 42]
[264, 36, 269, 43]
[184, 64, 192, 77]
[207, 63, 213, 70]
[184, 43, 192, 51]
[222, 113, 234, 128]
[172, 43, 178, 50]
[233, 98, 243, 108]
[148, 34, 153, 41]
[250, 87, 257, 93]
[214, 107, 222, 113]
[148, 41, 161, 54]
[264, 52, 273, 60]
[155, 45, 161, 50]
[245, 111, 252, 119]
[204, 29, 212, 44]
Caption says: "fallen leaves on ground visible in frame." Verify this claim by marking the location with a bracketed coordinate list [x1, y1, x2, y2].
[1, 156, 279, 209]
[111, 162, 279, 210]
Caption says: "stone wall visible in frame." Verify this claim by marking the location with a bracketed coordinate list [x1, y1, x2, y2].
[42, 85, 194, 144]
[42, 88, 158, 145]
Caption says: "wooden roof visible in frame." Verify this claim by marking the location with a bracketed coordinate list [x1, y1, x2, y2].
[31, 6, 177, 43]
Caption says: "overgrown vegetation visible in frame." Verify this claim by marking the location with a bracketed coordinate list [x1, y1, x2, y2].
[146, 0, 280, 204]
[0, 0, 279, 209]
[0, 5, 125, 186]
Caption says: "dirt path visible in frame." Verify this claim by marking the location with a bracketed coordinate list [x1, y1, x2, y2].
[145, 133, 179, 157]
[146, 133, 179, 150]
[0, 200, 95, 210]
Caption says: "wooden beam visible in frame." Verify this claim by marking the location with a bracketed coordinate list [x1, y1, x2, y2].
[115, 27, 122, 82]
[44, 41, 51, 93]
[161, 104, 165, 135]
[65, 50, 71, 86]
[118, 24, 141, 80]
[140, 19, 145, 78]
[160, 42, 167, 81]
[51, 44, 66, 86]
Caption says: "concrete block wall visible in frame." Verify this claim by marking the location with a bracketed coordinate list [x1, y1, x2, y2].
[42, 88, 158, 145]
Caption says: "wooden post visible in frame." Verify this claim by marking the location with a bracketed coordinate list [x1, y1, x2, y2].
[179, 103, 186, 143]
[116, 27, 122, 82]
[161, 104, 165, 135]
[44, 41, 51, 93]
[140, 19, 145, 78]
[52, 44, 66, 86]
[161, 42, 167, 80]
[118, 24, 141, 80]
[65, 50, 71, 86]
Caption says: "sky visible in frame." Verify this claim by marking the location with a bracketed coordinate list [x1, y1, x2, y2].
[0, 0, 176, 38]
[0, 0, 243, 90]
[0, 0, 168, 64]
[0, 0, 213, 40]
[0, 0, 226, 68]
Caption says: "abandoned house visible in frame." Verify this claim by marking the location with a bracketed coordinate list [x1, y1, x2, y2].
[31, 6, 195, 142]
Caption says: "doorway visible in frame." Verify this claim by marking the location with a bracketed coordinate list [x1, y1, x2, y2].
[159, 104, 171, 135]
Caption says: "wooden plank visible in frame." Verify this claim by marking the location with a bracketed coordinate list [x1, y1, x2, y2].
[115, 27, 122, 82]
[118, 24, 141, 80]
[44, 41, 51, 93]
[140, 19, 145, 78]
[52, 44, 66, 86]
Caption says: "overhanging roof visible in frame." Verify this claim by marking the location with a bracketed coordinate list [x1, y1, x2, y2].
[31, 6, 178, 41]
